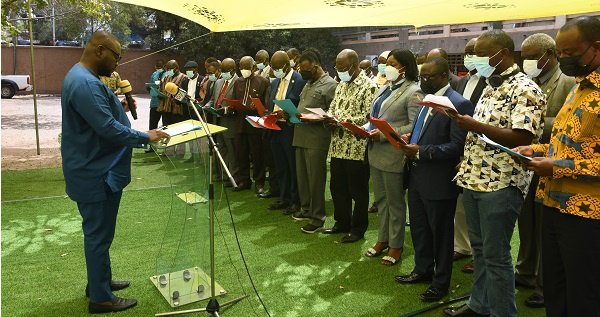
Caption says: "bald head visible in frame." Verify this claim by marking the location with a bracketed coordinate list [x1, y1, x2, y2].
[465, 38, 477, 55]
[271, 51, 289, 67]
[221, 58, 235, 71]
[256, 50, 269, 65]
[427, 48, 449, 61]
[240, 56, 255, 70]
[337, 49, 359, 65]
[80, 31, 121, 77]
[335, 49, 360, 82]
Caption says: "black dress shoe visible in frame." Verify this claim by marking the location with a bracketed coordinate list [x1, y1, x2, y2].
[283, 204, 300, 215]
[525, 292, 544, 308]
[86, 280, 130, 297]
[340, 233, 363, 243]
[442, 304, 490, 317]
[89, 296, 137, 314]
[258, 190, 280, 198]
[322, 226, 349, 234]
[255, 185, 265, 195]
[395, 272, 432, 284]
[420, 285, 448, 302]
[268, 201, 289, 210]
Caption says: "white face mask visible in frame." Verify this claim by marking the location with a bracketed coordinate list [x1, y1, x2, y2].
[464, 55, 477, 71]
[289, 60, 296, 68]
[385, 65, 405, 82]
[241, 69, 252, 78]
[523, 53, 549, 79]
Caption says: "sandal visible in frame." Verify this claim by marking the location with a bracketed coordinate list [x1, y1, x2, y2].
[365, 243, 389, 258]
[381, 247, 403, 266]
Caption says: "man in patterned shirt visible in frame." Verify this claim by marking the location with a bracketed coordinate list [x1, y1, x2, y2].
[515, 16, 600, 317]
[443, 30, 546, 317]
[323, 49, 376, 242]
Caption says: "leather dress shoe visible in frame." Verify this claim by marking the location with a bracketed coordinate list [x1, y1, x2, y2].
[322, 226, 349, 234]
[525, 293, 544, 308]
[461, 260, 474, 273]
[258, 190, 279, 198]
[255, 185, 265, 195]
[283, 204, 300, 215]
[395, 272, 432, 284]
[340, 233, 363, 243]
[420, 285, 448, 302]
[232, 182, 251, 192]
[89, 296, 137, 314]
[453, 251, 470, 261]
[443, 304, 489, 316]
[268, 201, 289, 210]
[86, 280, 130, 297]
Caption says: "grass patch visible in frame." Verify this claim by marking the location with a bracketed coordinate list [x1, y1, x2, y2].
[1, 149, 545, 317]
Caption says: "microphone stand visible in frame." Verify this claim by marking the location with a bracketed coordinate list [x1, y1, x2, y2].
[155, 100, 248, 317]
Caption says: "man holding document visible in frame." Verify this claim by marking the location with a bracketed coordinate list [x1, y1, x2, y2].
[395, 57, 473, 302]
[443, 30, 546, 317]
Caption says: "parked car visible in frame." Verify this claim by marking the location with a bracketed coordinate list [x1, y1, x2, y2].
[128, 34, 145, 49]
[1, 75, 33, 98]
[55, 40, 80, 47]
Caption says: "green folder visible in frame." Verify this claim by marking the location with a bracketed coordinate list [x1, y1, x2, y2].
[272, 99, 302, 124]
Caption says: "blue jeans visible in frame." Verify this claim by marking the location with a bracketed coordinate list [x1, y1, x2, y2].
[463, 187, 523, 317]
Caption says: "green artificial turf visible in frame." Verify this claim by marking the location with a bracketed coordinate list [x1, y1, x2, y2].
[1, 149, 546, 317]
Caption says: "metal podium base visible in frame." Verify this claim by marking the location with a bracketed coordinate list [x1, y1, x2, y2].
[151, 267, 226, 307]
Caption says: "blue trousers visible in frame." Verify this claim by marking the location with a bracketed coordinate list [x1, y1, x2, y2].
[463, 187, 523, 317]
[77, 184, 122, 303]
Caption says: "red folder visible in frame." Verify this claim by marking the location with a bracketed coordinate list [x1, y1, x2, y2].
[223, 98, 247, 111]
[340, 121, 370, 138]
[368, 118, 407, 151]
[250, 97, 267, 116]
[245, 114, 281, 130]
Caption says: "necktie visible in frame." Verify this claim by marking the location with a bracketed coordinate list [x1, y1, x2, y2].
[369, 87, 391, 131]
[410, 107, 430, 144]
[216, 80, 229, 109]
[274, 78, 286, 111]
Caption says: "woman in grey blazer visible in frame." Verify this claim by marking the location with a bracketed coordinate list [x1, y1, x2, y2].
[362, 50, 424, 266]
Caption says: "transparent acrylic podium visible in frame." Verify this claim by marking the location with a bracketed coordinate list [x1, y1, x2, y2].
[150, 119, 228, 308]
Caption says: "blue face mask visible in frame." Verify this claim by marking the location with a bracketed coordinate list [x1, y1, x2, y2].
[221, 71, 232, 81]
[208, 74, 218, 82]
[186, 71, 195, 78]
[338, 69, 354, 82]
[165, 69, 175, 77]
[273, 68, 286, 79]
[472, 49, 503, 78]
[378, 63, 387, 74]
[256, 63, 265, 70]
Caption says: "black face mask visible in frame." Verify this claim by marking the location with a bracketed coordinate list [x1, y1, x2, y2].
[420, 78, 441, 95]
[559, 43, 597, 77]
[301, 70, 314, 81]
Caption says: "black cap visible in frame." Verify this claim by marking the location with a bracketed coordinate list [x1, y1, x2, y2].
[184, 61, 198, 68]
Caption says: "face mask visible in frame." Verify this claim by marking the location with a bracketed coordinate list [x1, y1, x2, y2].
[186, 71, 195, 78]
[241, 69, 252, 78]
[463, 56, 476, 71]
[301, 70, 313, 81]
[338, 69, 353, 82]
[385, 65, 405, 82]
[221, 71, 232, 81]
[290, 60, 296, 68]
[523, 53, 550, 78]
[559, 43, 596, 77]
[208, 74, 218, 82]
[378, 63, 387, 74]
[256, 63, 265, 70]
[273, 68, 286, 79]
[165, 70, 174, 77]
[472, 49, 503, 78]
[156, 68, 164, 73]
[420, 77, 441, 94]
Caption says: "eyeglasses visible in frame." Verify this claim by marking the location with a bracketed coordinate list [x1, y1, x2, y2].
[334, 63, 356, 72]
[420, 73, 443, 82]
[100, 45, 122, 62]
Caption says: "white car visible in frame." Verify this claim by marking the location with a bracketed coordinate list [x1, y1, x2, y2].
[1, 75, 33, 98]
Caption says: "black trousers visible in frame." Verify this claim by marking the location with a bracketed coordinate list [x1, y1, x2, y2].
[149, 107, 162, 130]
[235, 133, 265, 186]
[543, 206, 600, 317]
[329, 157, 370, 236]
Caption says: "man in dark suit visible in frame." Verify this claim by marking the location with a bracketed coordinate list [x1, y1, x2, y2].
[396, 57, 474, 302]
[427, 48, 461, 90]
[206, 58, 239, 186]
[266, 51, 306, 214]
[181, 60, 204, 120]
[452, 38, 488, 274]
[232, 56, 270, 194]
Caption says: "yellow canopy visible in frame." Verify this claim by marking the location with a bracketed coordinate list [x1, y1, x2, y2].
[113, 0, 600, 32]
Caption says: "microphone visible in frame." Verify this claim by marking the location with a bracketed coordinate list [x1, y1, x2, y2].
[165, 82, 201, 104]
[118, 80, 137, 120]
